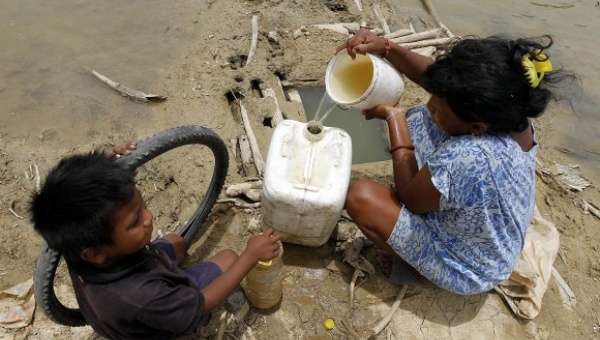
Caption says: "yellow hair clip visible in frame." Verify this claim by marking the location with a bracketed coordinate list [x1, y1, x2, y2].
[522, 51, 553, 88]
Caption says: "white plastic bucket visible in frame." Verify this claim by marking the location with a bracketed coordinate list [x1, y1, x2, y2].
[261, 120, 352, 247]
[325, 50, 404, 110]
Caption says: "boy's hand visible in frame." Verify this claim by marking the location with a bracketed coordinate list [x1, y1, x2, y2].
[244, 229, 281, 263]
[106, 142, 137, 159]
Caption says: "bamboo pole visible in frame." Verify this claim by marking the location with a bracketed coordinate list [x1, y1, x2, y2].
[385, 29, 414, 39]
[390, 28, 442, 44]
[401, 37, 451, 49]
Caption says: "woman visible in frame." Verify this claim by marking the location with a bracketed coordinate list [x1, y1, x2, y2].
[336, 29, 572, 295]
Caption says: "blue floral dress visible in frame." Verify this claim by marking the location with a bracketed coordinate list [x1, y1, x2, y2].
[387, 106, 537, 295]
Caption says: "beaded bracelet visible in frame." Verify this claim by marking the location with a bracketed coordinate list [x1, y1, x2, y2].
[381, 38, 391, 59]
[389, 145, 415, 153]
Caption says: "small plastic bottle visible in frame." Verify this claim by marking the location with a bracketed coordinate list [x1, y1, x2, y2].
[245, 242, 284, 309]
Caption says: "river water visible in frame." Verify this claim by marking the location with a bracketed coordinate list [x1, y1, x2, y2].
[1, 0, 597, 182]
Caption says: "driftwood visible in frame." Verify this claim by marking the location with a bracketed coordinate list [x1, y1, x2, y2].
[385, 29, 414, 39]
[390, 28, 442, 44]
[262, 87, 284, 127]
[86, 67, 166, 102]
[245, 14, 259, 67]
[372, 4, 390, 35]
[401, 37, 452, 49]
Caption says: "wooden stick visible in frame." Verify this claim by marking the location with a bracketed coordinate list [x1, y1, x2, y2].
[245, 14, 259, 67]
[401, 37, 451, 49]
[238, 100, 265, 176]
[86, 67, 167, 102]
[390, 28, 442, 44]
[372, 4, 390, 35]
[370, 285, 408, 338]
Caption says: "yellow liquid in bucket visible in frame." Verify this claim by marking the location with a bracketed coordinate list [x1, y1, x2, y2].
[330, 58, 373, 103]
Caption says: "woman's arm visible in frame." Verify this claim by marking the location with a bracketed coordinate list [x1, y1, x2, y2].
[365, 106, 441, 214]
[334, 28, 434, 86]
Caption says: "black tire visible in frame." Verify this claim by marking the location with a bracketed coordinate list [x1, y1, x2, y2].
[33, 125, 229, 327]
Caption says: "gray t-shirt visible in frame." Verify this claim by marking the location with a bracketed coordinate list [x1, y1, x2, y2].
[68, 243, 206, 339]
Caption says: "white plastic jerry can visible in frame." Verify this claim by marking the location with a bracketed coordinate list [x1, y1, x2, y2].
[261, 120, 352, 247]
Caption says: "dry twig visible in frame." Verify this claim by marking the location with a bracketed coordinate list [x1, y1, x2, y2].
[370, 285, 408, 338]
[9, 208, 24, 219]
[86, 67, 166, 102]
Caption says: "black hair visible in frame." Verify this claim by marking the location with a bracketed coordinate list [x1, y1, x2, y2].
[30, 152, 135, 262]
[421, 34, 577, 133]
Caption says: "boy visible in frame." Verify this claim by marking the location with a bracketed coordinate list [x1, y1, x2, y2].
[30, 146, 281, 339]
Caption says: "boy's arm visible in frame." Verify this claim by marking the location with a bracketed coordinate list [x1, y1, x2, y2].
[201, 230, 280, 312]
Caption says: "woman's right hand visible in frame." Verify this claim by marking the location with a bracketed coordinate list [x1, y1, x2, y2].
[334, 28, 387, 59]
[244, 229, 281, 262]
[363, 105, 405, 121]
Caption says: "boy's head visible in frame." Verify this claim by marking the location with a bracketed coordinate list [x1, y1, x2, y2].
[30, 152, 145, 264]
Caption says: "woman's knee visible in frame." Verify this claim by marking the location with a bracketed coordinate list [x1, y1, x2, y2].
[345, 179, 380, 213]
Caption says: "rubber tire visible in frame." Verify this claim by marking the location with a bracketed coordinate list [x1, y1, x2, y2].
[33, 125, 229, 327]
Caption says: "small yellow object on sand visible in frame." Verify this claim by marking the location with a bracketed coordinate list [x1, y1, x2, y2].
[324, 318, 335, 330]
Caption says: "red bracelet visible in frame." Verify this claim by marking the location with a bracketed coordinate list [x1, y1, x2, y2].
[381, 38, 391, 59]
[389, 144, 415, 153]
